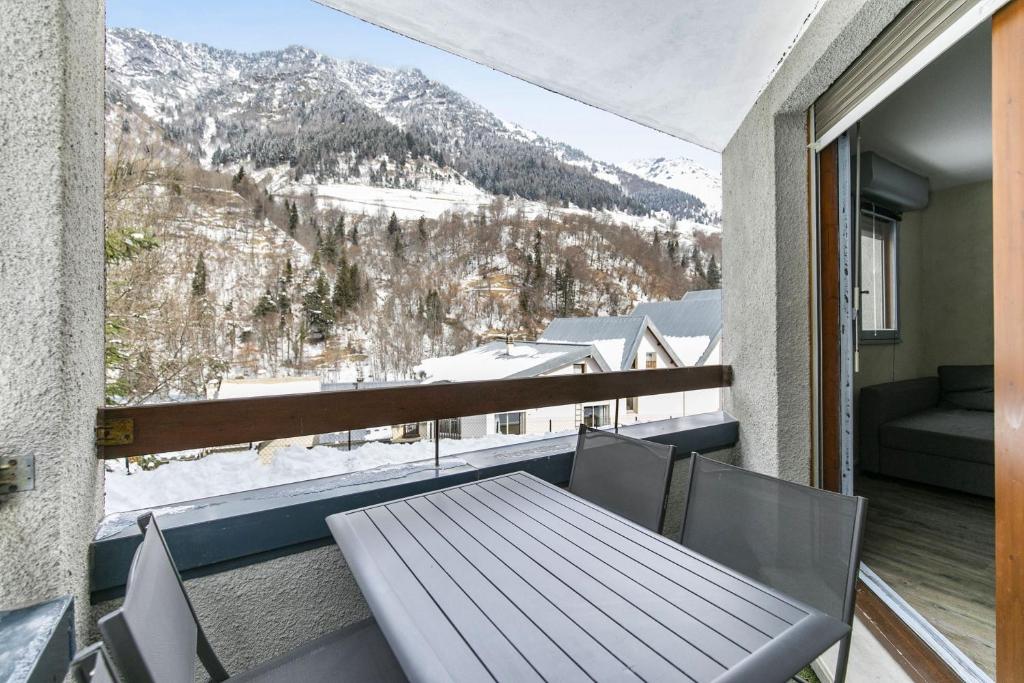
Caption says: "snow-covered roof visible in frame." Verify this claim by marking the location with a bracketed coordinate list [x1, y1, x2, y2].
[215, 376, 322, 399]
[539, 315, 682, 370]
[632, 290, 722, 366]
[417, 341, 611, 383]
[315, 0, 821, 151]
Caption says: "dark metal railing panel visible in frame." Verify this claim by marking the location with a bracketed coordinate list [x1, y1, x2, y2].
[95, 365, 733, 459]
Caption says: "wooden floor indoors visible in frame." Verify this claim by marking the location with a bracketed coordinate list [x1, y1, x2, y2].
[856, 474, 995, 678]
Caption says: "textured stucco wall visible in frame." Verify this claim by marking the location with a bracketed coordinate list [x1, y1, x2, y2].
[91, 545, 371, 678]
[722, 0, 913, 481]
[0, 0, 106, 643]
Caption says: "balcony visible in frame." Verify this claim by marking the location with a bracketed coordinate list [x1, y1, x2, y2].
[5, 1, 1020, 681]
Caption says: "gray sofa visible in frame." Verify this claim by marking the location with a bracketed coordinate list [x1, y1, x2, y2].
[858, 365, 994, 497]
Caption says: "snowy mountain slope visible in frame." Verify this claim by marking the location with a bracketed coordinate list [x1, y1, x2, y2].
[106, 28, 719, 227]
[623, 157, 723, 214]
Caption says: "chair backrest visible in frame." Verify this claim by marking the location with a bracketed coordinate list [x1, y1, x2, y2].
[70, 643, 117, 683]
[98, 514, 229, 683]
[680, 454, 867, 625]
[569, 425, 675, 532]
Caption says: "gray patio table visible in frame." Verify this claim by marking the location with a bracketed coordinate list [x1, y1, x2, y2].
[327, 471, 849, 683]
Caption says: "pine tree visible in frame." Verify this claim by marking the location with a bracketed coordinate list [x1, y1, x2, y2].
[253, 289, 277, 318]
[706, 255, 722, 288]
[554, 259, 576, 316]
[423, 289, 445, 341]
[232, 166, 245, 189]
[191, 253, 207, 298]
[532, 230, 544, 284]
[332, 255, 352, 315]
[350, 225, 359, 245]
[288, 202, 299, 235]
[691, 246, 707, 283]
[387, 212, 403, 255]
[284, 258, 294, 285]
[303, 271, 334, 342]
[417, 216, 428, 242]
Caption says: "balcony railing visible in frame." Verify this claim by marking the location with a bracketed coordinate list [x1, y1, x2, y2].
[94, 365, 733, 459]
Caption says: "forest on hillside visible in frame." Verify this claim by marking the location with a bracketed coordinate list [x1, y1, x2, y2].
[105, 130, 721, 405]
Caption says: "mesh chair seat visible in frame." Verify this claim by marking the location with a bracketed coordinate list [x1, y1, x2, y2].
[98, 514, 406, 683]
[679, 454, 867, 682]
[228, 618, 404, 682]
[569, 425, 675, 532]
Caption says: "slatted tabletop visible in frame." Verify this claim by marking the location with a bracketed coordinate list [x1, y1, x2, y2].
[327, 471, 849, 683]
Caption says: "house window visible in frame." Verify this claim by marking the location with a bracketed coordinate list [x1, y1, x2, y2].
[437, 418, 461, 440]
[573, 362, 587, 374]
[645, 352, 657, 369]
[583, 404, 610, 428]
[860, 210, 899, 342]
[626, 396, 638, 412]
[401, 423, 421, 439]
[495, 412, 525, 435]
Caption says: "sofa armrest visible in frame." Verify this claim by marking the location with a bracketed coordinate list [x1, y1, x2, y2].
[858, 377, 940, 472]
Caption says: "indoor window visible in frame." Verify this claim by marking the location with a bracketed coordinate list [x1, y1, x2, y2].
[859, 209, 899, 342]
[495, 412, 525, 435]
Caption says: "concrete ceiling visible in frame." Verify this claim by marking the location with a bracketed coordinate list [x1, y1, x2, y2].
[861, 21, 992, 191]
[314, 0, 823, 152]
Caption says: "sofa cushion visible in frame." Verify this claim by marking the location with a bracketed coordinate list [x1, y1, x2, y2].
[938, 365, 994, 411]
[880, 407, 994, 465]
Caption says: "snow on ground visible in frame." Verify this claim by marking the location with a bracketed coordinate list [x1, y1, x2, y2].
[269, 175, 689, 234]
[105, 431, 574, 514]
[623, 157, 723, 214]
[311, 179, 492, 220]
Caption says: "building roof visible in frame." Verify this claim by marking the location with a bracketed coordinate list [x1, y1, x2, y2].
[538, 315, 683, 370]
[214, 376, 321, 399]
[316, 1, 820, 151]
[632, 290, 722, 366]
[416, 341, 611, 383]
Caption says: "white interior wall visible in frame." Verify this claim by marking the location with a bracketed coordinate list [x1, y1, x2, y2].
[856, 180, 993, 392]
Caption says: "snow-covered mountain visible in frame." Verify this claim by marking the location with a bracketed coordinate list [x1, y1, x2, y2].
[622, 157, 722, 214]
[106, 28, 720, 228]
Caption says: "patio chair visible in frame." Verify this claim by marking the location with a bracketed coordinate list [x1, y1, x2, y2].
[70, 642, 117, 683]
[679, 454, 867, 682]
[98, 513, 406, 683]
[569, 425, 675, 532]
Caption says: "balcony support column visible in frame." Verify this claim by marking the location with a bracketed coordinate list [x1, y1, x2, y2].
[0, 0, 106, 645]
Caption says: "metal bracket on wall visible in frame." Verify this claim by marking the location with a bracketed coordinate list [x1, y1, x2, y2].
[0, 455, 35, 496]
[95, 417, 134, 447]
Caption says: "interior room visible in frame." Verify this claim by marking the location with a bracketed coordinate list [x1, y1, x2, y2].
[852, 20, 995, 679]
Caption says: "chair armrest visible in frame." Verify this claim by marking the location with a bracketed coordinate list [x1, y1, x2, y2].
[858, 378, 939, 472]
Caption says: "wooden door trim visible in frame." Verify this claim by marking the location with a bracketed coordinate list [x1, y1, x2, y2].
[817, 140, 842, 493]
[993, 2, 1024, 678]
[855, 582, 961, 683]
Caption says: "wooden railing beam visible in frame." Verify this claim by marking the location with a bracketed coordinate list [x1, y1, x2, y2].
[96, 365, 733, 459]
